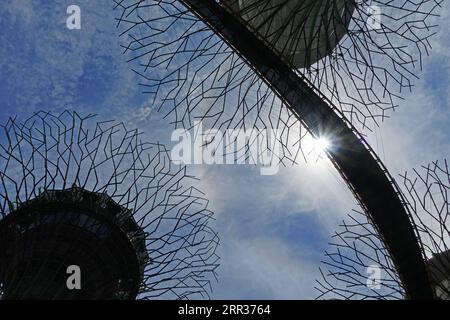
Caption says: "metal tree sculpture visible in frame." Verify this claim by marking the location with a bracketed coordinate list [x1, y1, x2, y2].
[114, 0, 441, 138]
[113, 0, 443, 299]
[0, 111, 219, 300]
[316, 159, 450, 299]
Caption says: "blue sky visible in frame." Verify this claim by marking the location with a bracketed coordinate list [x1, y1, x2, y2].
[0, 0, 448, 299]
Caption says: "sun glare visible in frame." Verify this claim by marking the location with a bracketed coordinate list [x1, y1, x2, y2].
[314, 138, 330, 154]
[302, 136, 331, 161]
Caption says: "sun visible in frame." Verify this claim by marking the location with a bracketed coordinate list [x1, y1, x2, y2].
[314, 138, 330, 154]
[302, 135, 331, 161]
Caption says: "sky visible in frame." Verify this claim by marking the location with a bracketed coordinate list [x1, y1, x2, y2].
[0, 0, 448, 299]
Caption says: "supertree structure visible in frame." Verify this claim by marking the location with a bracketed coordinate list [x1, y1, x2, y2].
[0, 111, 219, 300]
[114, 0, 441, 137]
[316, 159, 449, 300]
[113, 0, 443, 299]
